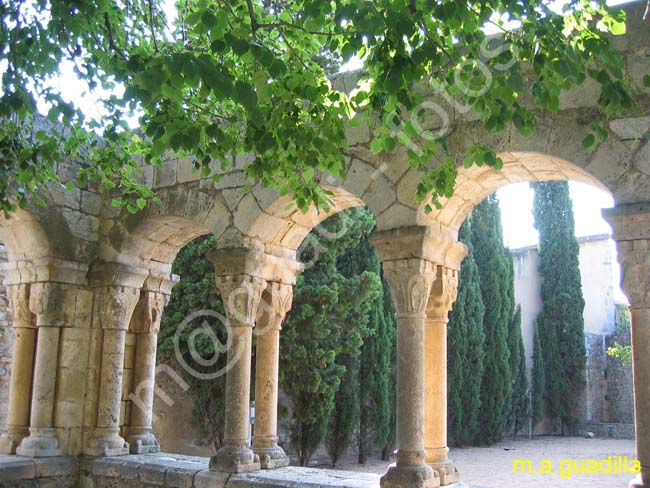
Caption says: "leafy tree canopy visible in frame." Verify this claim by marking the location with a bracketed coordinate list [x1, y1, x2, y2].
[0, 0, 640, 216]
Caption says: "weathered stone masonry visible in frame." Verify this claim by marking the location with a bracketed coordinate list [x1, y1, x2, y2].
[0, 3, 649, 488]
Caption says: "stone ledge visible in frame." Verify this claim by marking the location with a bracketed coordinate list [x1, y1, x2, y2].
[0, 455, 78, 482]
[0, 453, 478, 488]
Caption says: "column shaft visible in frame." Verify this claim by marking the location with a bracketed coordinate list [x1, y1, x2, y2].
[126, 330, 159, 453]
[424, 319, 447, 462]
[602, 205, 650, 488]
[254, 329, 279, 442]
[253, 327, 289, 468]
[396, 314, 427, 458]
[424, 266, 460, 485]
[16, 326, 62, 457]
[630, 307, 650, 487]
[210, 273, 266, 473]
[252, 282, 292, 469]
[379, 257, 439, 488]
[85, 275, 143, 457]
[0, 327, 35, 453]
[124, 286, 171, 454]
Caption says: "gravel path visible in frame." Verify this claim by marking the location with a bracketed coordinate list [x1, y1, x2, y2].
[319, 436, 637, 488]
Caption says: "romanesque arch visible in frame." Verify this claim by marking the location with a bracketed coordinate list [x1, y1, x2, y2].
[0, 3, 649, 487]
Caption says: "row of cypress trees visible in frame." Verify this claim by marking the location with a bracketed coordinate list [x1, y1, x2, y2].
[447, 195, 530, 446]
[157, 181, 586, 461]
[279, 207, 396, 466]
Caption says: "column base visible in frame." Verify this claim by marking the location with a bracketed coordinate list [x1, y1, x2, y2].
[126, 432, 160, 454]
[0, 428, 29, 454]
[428, 461, 460, 485]
[253, 445, 290, 469]
[210, 445, 261, 473]
[15, 428, 61, 458]
[381, 461, 440, 488]
[630, 473, 650, 488]
[85, 430, 130, 457]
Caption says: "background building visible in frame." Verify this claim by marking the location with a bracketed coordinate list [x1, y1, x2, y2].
[511, 235, 634, 437]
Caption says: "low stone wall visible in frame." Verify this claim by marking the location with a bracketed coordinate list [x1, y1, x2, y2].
[0, 453, 385, 488]
[0, 455, 78, 487]
[585, 422, 635, 439]
[81, 454, 380, 488]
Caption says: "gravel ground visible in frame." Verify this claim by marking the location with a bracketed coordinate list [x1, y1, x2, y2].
[315, 436, 637, 488]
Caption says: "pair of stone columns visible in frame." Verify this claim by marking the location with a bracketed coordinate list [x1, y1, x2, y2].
[209, 249, 300, 473]
[604, 204, 650, 488]
[83, 264, 149, 457]
[371, 226, 465, 488]
[0, 259, 92, 457]
[122, 274, 177, 454]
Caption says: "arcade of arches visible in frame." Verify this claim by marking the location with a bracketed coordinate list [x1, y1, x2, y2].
[0, 4, 650, 487]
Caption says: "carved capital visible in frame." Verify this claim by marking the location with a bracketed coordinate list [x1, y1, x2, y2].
[614, 239, 650, 308]
[28, 282, 78, 327]
[370, 225, 467, 270]
[6, 283, 35, 329]
[382, 258, 436, 317]
[426, 266, 459, 321]
[216, 274, 267, 326]
[93, 285, 141, 330]
[210, 248, 303, 286]
[257, 282, 293, 332]
[130, 291, 168, 334]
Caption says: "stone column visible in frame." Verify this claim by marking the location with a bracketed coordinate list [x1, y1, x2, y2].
[252, 282, 293, 469]
[424, 265, 462, 485]
[603, 204, 650, 488]
[0, 283, 35, 454]
[125, 274, 176, 454]
[16, 282, 77, 457]
[379, 257, 439, 488]
[85, 264, 146, 457]
[210, 273, 266, 473]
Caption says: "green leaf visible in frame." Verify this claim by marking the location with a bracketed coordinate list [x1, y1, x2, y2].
[370, 137, 384, 154]
[201, 11, 218, 28]
[136, 197, 147, 209]
[269, 60, 287, 78]
[582, 133, 596, 149]
[609, 19, 626, 35]
[382, 136, 396, 152]
[236, 81, 258, 110]
[644, 74, 650, 88]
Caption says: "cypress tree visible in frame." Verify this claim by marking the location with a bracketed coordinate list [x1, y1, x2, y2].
[508, 305, 530, 440]
[281, 208, 381, 466]
[532, 181, 586, 433]
[380, 281, 397, 461]
[472, 194, 512, 445]
[357, 276, 394, 464]
[447, 218, 485, 446]
[530, 320, 545, 435]
[327, 217, 383, 466]
[327, 351, 360, 466]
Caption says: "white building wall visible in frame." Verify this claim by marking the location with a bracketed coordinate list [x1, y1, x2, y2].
[512, 234, 619, 375]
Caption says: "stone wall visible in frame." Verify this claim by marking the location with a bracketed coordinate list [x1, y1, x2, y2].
[605, 306, 634, 424]
[585, 333, 606, 425]
[0, 243, 13, 433]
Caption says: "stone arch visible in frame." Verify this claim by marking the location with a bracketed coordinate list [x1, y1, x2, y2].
[419, 151, 611, 233]
[243, 185, 366, 252]
[101, 184, 231, 269]
[0, 206, 52, 262]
